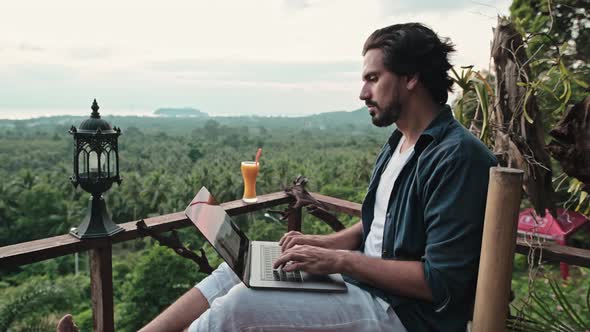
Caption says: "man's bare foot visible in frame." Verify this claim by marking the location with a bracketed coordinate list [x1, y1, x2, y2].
[56, 314, 80, 332]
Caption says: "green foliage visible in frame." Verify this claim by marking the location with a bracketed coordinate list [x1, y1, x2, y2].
[116, 244, 206, 331]
[509, 0, 589, 131]
[452, 4, 590, 329]
[564, 178, 590, 216]
[0, 110, 390, 330]
[75, 309, 94, 332]
[509, 268, 590, 331]
[453, 3, 589, 216]
[451, 67, 494, 143]
[0, 275, 89, 332]
[0, 112, 387, 246]
[510, 1, 589, 216]
[510, 0, 589, 73]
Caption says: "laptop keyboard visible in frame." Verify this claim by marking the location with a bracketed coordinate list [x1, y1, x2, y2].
[262, 245, 303, 282]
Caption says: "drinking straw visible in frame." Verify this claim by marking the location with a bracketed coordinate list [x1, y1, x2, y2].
[255, 148, 262, 165]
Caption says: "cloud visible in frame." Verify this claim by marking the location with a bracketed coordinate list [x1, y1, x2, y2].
[0, 61, 362, 116]
[379, 0, 507, 15]
[17, 43, 44, 52]
[0, 63, 92, 109]
[380, 0, 469, 15]
[282, 0, 311, 12]
[147, 58, 360, 83]
[0, 63, 78, 81]
[68, 47, 112, 60]
[0, 0, 512, 117]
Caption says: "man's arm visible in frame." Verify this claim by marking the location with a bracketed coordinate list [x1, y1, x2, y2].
[342, 251, 433, 301]
[279, 220, 363, 251]
[274, 245, 433, 302]
[277, 221, 433, 301]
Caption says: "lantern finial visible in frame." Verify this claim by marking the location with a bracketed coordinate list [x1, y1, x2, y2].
[91, 99, 100, 119]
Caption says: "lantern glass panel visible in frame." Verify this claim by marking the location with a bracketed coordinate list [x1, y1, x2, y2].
[89, 151, 99, 177]
[78, 150, 88, 176]
[100, 151, 108, 176]
[109, 150, 117, 176]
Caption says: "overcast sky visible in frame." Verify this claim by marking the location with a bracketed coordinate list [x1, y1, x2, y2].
[0, 0, 511, 118]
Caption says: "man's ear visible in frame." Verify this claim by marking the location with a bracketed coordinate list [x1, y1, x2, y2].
[406, 73, 419, 91]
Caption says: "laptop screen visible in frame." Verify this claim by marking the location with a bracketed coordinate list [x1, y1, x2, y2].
[184, 187, 250, 279]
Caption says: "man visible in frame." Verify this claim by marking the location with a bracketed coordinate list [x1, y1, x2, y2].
[139, 22, 496, 332]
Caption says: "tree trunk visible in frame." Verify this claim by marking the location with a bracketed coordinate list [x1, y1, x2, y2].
[547, 96, 590, 191]
[490, 17, 555, 215]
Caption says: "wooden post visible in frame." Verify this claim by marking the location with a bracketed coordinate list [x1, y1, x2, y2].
[90, 244, 115, 332]
[287, 206, 303, 232]
[472, 167, 523, 332]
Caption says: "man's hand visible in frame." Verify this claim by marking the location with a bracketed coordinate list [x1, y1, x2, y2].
[278, 231, 334, 252]
[272, 245, 345, 275]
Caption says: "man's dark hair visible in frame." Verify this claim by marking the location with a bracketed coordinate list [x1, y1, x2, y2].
[363, 23, 456, 105]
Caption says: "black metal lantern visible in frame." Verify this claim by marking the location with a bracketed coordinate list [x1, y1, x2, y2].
[69, 99, 123, 239]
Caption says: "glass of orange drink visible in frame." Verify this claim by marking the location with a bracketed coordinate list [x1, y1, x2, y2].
[241, 161, 259, 203]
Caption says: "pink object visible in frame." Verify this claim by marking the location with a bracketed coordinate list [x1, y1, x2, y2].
[518, 208, 589, 279]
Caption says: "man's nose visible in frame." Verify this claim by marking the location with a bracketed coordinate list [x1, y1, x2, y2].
[359, 84, 370, 101]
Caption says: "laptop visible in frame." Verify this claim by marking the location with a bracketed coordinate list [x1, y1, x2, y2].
[184, 187, 347, 292]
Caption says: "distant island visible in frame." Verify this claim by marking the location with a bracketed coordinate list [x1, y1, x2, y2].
[154, 107, 208, 118]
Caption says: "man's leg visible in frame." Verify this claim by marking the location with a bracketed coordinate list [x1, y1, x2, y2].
[138, 287, 209, 332]
[57, 262, 240, 332]
[140, 263, 241, 332]
[188, 281, 407, 332]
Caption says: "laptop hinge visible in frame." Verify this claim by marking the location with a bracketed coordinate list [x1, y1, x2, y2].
[242, 241, 252, 287]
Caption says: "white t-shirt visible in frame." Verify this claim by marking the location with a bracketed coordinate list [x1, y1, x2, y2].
[364, 136, 415, 258]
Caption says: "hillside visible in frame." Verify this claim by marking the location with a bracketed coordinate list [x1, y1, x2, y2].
[154, 107, 208, 117]
[0, 106, 387, 135]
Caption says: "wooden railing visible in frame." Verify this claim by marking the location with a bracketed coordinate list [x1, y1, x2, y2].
[1, 192, 589, 332]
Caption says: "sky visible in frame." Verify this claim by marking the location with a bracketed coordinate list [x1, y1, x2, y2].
[0, 0, 512, 118]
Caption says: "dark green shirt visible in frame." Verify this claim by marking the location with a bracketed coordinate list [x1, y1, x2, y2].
[345, 105, 497, 332]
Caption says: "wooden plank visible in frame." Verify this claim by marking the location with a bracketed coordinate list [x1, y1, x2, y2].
[90, 245, 115, 332]
[221, 191, 291, 217]
[3, 190, 590, 270]
[312, 192, 590, 269]
[310, 192, 362, 217]
[515, 238, 590, 268]
[0, 235, 111, 269]
[0, 191, 291, 268]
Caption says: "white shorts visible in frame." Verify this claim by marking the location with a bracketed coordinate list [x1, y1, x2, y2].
[189, 263, 408, 332]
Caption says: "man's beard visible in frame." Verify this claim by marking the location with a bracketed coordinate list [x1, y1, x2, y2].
[371, 101, 402, 127]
